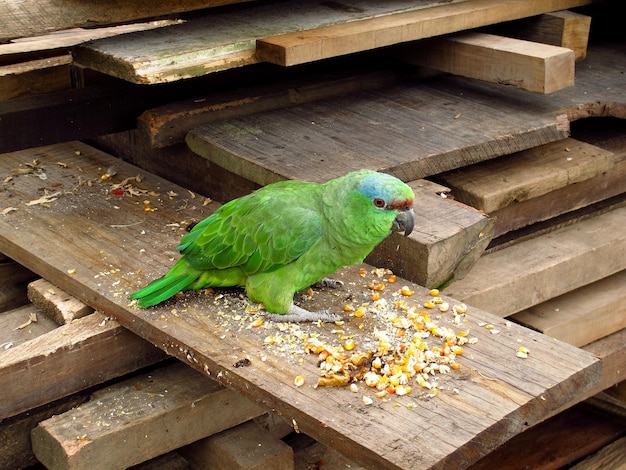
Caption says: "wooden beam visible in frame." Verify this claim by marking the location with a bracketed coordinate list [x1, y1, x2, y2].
[31, 362, 264, 470]
[511, 270, 626, 347]
[74, 0, 458, 84]
[398, 33, 575, 94]
[437, 138, 616, 213]
[0, 0, 250, 42]
[0, 312, 166, 419]
[256, 0, 599, 67]
[444, 206, 626, 316]
[487, 10, 592, 60]
[0, 55, 71, 100]
[27, 279, 94, 325]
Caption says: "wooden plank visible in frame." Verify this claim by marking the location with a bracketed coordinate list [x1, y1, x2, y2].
[0, 55, 71, 100]
[138, 65, 416, 148]
[0, 304, 58, 349]
[0, 394, 88, 470]
[487, 10, 592, 60]
[0, 311, 166, 420]
[0, 0, 250, 42]
[74, 0, 462, 84]
[582, 328, 626, 398]
[0, 257, 37, 285]
[31, 362, 265, 470]
[489, 152, 626, 238]
[187, 39, 625, 185]
[469, 402, 626, 470]
[0, 21, 183, 65]
[179, 421, 294, 470]
[367, 180, 494, 288]
[511, 270, 626, 347]
[0, 282, 29, 312]
[444, 207, 626, 316]
[27, 279, 94, 325]
[398, 33, 575, 94]
[256, 0, 598, 67]
[0, 142, 600, 469]
[570, 435, 626, 470]
[437, 138, 617, 213]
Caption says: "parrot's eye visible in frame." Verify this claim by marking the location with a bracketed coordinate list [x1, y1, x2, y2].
[372, 198, 386, 209]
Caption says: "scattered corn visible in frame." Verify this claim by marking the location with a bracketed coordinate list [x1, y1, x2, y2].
[294, 375, 305, 387]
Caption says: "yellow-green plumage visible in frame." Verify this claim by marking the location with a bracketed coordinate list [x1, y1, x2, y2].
[129, 169, 415, 317]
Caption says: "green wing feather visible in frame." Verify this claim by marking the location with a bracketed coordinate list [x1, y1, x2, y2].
[130, 182, 323, 307]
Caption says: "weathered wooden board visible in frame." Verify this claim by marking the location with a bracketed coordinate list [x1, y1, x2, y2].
[0, 0, 248, 42]
[138, 65, 417, 148]
[0, 20, 182, 65]
[444, 207, 626, 317]
[0, 55, 71, 100]
[511, 270, 626, 348]
[0, 142, 600, 469]
[27, 278, 94, 325]
[469, 402, 626, 470]
[179, 421, 294, 470]
[187, 39, 626, 185]
[379, 32, 576, 94]
[489, 153, 626, 238]
[570, 435, 626, 470]
[31, 362, 265, 470]
[74, 0, 464, 84]
[437, 138, 617, 213]
[0, 304, 58, 349]
[255, 0, 597, 67]
[0, 311, 166, 420]
[486, 10, 592, 60]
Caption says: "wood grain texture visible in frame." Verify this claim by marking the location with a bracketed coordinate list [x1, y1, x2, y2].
[444, 207, 626, 317]
[511, 270, 626, 348]
[256, 0, 598, 66]
[74, 0, 461, 84]
[391, 32, 575, 94]
[31, 362, 264, 470]
[0, 0, 249, 42]
[438, 138, 617, 213]
[187, 39, 625, 184]
[0, 142, 600, 469]
[0, 311, 166, 420]
[27, 278, 94, 325]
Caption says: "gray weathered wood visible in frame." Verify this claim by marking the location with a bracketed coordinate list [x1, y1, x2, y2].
[436, 138, 616, 213]
[511, 270, 626, 347]
[27, 279, 94, 325]
[0, 311, 166, 419]
[0, 142, 600, 469]
[31, 362, 265, 470]
[0, 0, 249, 42]
[444, 207, 626, 316]
[255, 0, 597, 67]
[187, 40, 625, 185]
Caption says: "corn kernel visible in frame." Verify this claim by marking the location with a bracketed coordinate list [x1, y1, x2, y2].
[354, 307, 366, 318]
[294, 375, 305, 387]
[343, 339, 355, 351]
[400, 286, 414, 296]
[429, 288, 440, 296]
[251, 318, 263, 328]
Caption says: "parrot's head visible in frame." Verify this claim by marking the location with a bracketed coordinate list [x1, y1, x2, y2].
[351, 170, 415, 237]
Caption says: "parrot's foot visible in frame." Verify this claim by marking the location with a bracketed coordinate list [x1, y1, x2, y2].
[315, 278, 344, 290]
[271, 304, 342, 323]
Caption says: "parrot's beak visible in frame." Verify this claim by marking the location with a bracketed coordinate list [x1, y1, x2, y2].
[392, 207, 415, 236]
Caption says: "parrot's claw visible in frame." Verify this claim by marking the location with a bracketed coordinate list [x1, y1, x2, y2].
[272, 304, 342, 323]
[315, 278, 344, 290]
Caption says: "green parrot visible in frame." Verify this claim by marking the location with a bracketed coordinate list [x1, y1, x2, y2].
[129, 169, 415, 322]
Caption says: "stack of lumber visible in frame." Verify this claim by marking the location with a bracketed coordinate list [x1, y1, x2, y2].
[1, 0, 625, 469]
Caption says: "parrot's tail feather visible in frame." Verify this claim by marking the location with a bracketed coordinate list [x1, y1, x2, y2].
[129, 274, 197, 308]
